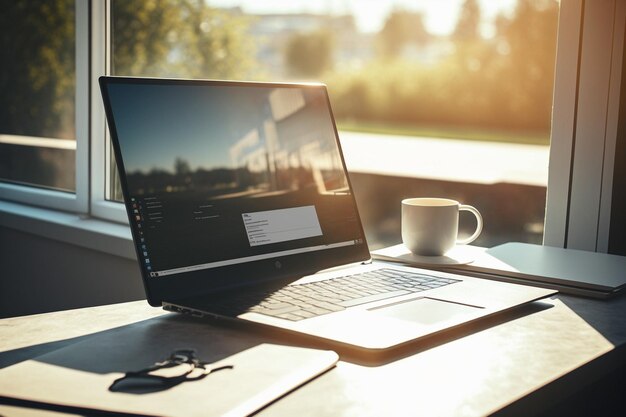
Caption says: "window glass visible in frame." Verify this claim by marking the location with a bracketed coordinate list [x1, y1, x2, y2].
[0, 0, 76, 192]
[109, 0, 558, 249]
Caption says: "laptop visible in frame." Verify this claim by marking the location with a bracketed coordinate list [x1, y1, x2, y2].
[99, 76, 556, 354]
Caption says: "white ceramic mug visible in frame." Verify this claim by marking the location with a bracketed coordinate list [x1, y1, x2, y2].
[401, 198, 483, 256]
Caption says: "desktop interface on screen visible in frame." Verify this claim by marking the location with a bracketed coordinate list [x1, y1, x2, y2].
[106, 82, 365, 277]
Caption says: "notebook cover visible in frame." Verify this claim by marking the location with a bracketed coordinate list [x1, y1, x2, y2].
[0, 314, 338, 417]
[373, 242, 626, 296]
[484, 242, 626, 292]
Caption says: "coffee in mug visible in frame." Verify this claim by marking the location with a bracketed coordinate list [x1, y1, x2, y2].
[401, 198, 483, 256]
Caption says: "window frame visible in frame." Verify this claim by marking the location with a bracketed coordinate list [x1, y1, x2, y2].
[543, 0, 626, 253]
[1, 0, 623, 256]
[90, 0, 128, 223]
[0, 0, 89, 214]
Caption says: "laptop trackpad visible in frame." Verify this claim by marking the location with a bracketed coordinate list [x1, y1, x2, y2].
[369, 297, 483, 325]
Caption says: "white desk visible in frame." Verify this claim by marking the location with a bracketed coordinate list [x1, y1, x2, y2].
[1, 295, 625, 417]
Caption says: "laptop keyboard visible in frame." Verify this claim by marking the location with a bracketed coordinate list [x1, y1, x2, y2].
[206, 268, 461, 321]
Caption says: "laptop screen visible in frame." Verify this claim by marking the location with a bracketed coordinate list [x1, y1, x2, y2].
[102, 78, 367, 285]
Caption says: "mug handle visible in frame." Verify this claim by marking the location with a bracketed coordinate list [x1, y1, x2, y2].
[456, 205, 483, 245]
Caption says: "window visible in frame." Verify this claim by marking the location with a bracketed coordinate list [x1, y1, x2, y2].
[0, 0, 623, 255]
[105, 0, 558, 249]
[0, 0, 88, 212]
[0, 1, 76, 191]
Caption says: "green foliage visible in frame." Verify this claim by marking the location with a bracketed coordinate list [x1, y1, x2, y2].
[0, 0, 256, 140]
[0, 0, 559, 146]
[326, 0, 559, 143]
[453, 0, 482, 41]
[111, 0, 256, 79]
[378, 10, 430, 57]
[285, 30, 335, 78]
[111, 0, 181, 77]
[0, 0, 75, 139]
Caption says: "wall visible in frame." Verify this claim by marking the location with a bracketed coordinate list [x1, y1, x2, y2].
[0, 226, 145, 318]
[609, 31, 626, 256]
[610, 115, 626, 256]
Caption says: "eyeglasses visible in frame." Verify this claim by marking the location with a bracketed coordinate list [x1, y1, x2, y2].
[109, 349, 234, 393]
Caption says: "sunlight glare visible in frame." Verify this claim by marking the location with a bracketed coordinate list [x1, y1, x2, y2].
[206, 0, 520, 36]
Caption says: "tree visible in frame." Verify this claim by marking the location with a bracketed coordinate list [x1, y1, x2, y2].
[490, 0, 559, 131]
[111, 0, 182, 77]
[326, 0, 559, 136]
[378, 10, 429, 58]
[174, 157, 191, 176]
[180, 0, 256, 79]
[285, 30, 335, 78]
[0, 0, 258, 141]
[112, 0, 256, 79]
[0, 0, 75, 139]
[453, 0, 482, 42]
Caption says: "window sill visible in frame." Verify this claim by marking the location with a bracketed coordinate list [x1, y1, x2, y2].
[0, 200, 135, 260]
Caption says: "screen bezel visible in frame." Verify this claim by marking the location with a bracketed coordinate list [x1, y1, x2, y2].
[99, 76, 371, 306]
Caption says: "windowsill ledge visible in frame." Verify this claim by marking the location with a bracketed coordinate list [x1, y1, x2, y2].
[0, 200, 136, 260]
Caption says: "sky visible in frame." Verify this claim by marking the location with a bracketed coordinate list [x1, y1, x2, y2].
[206, 0, 519, 37]
[107, 83, 268, 173]
[105, 82, 336, 175]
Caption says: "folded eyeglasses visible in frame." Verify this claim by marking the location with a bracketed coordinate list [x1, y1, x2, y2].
[109, 349, 234, 393]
